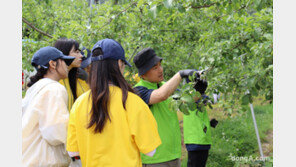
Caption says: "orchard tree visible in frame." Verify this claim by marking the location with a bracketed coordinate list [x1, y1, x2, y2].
[22, 0, 272, 113]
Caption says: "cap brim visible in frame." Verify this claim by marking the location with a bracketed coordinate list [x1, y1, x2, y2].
[80, 56, 92, 69]
[61, 55, 75, 66]
[124, 59, 132, 67]
[60, 55, 75, 60]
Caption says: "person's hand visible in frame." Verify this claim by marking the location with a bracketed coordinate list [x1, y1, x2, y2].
[77, 68, 88, 81]
[181, 69, 208, 94]
[194, 79, 208, 94]
[179, 69, 200, 79]
[210, 118, 218, 128]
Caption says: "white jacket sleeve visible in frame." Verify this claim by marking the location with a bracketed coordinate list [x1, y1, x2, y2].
[37, 84, 69, 146]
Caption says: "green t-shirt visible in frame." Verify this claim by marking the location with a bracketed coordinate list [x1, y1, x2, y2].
[183, 107, 212, 145]
[134, 79, 182, 164]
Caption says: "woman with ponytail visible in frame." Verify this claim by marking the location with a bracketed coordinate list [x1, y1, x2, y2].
[54, 38, 89, 110]
[66, 39, 161, 167]
[22, 47, 75, 167]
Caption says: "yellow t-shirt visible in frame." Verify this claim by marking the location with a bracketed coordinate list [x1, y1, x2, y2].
[66, 86, 162, 167]
[59, 78, 89, 110]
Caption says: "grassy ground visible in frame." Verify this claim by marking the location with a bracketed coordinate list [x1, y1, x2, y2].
[179, 104, 273, 167]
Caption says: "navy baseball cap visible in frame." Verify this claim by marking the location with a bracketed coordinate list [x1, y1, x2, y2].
[31, 46, 75, 69]
[133, 48, 163, 76]
[90, 38, 132, 67]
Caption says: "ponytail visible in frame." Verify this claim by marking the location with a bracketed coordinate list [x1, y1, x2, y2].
[27, 68, 48, 87]
[27, 59, 61, 87]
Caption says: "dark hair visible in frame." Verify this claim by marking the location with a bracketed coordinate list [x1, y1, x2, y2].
[87, 48, 134, 133]
[54, 38, 80, 100]
[27, 59, 61, 87]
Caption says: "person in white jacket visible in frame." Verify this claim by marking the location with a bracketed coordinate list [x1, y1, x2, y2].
[22, 46, 75, 167]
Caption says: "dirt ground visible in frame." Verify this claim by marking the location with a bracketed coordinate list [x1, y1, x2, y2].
[262, 130, 273, 156]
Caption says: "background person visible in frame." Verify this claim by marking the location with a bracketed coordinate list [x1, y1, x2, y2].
[22, 46, 75, 167]
[54, 38, 89, 110]
[66, 39, 161, 167]
[77, 47, 93, 83]
[133, 47, 199, 167]
[183, 73, 217, 167]
[78, 47, 92, 80]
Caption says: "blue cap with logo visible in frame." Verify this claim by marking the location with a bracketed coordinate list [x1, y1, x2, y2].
[31, 46, 75, 69]
[88, 38, 132, 67]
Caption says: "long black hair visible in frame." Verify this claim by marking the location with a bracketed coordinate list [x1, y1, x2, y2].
[87, 48, 134, 133]
[27, 59, 61, 87]
[54, 38, 80, 100]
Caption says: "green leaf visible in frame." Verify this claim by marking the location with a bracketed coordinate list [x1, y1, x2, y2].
[209, 57, 215, 63]
[187, 102, 196, 111]
[179, 103, 189, 115]
[251, 87, 258, 96]
[137, 0, 145, 8]
[163, 0, 173, 9]
[200, 105, 206, 112]
[255, 83, 261, 90]
[177, 5, 185, 13]
[181, 94, 194, 103]
[148, 5, 157, 18]
[183, 83, 191, 91]
[241, 94, 250, 105]
[207, 103, 213, 109]
[169, 98, 181, 112]
[194, 90, 201, 98]
[188, 75, 193, 82]
[172, 93, 181, 100]
[157, 4, 164, 14]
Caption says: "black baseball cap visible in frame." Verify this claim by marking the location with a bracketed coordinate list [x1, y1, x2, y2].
[133, 48, 163, 76]
[31, 46, 75, 69]
[89, 38, 132, 67]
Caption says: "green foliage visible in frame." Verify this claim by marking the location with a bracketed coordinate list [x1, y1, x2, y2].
[169, 76, 207, 115]
[207, 104, 273, 166]
[22, 0, 273, 111]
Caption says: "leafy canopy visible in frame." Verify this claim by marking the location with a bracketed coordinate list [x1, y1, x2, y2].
[22, 0, 273, 113]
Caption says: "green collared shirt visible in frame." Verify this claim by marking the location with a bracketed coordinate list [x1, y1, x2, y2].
[134, 79, 181, 164]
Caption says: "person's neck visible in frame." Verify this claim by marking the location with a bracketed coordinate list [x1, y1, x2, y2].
[43, 73, 61, 82]
[142, 78, 160, 84]
[68, 65, 74, 70]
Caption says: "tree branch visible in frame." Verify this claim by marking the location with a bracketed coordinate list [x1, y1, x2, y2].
[99, 2, 137, 30]
[22, 17, 53, 38]
[159, 29, 181, 32]
[128, 46, 140, 62]
[214, 4, 248, 21]
[189, 3, 217, 9]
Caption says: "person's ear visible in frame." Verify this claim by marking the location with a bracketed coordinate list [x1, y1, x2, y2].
[117, 59, 123, 68]
[48, 60, 57, 70]
[118, 59, 125, 75]
[119, 59, 126, 69]
[141, 73, 147, 80]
